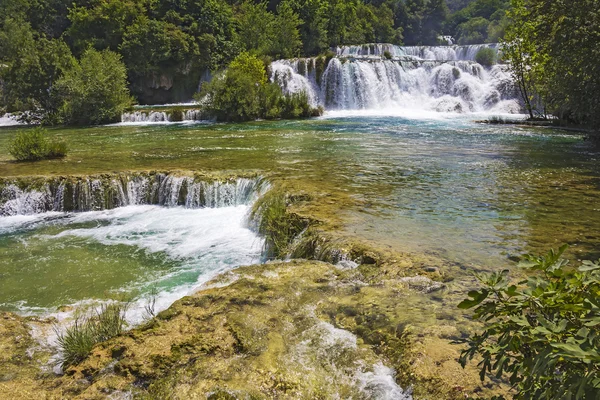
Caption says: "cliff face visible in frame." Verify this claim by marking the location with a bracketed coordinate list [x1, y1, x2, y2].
[129, 69, 212, 105]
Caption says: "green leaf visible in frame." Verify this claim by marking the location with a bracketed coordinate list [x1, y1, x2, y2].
[458, 289, 489, 309]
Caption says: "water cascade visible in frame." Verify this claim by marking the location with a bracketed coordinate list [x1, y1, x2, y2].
[0, 173, 265, 216]
[270, 43, 520, 114]
[336, 43, 500, 60]
[121, 109, 204, 123]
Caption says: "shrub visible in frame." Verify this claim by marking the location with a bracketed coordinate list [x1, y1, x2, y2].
[456, 245, 600, 399]
[197, 53, 321, 122]
[9, 127, 68, 161]
[53, 49, 133, 125]
[383, 50, 393, 60]
[475, 47, 497, 67]
[56, 303, 127, 369]
[170, 109, 184, 122]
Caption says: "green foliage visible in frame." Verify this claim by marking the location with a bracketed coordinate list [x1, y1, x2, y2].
[56, 303, 128, 369]
[505, 0, 600, 131]
[197, 53, 320, 122]
[383, 50, 393, 60]
[250, 189, 308, 259]
[9, 127, 68, 161]
[475, 47, 496, 67]
[0, 0, 514, 109]
[448, 0, 510, 45]
[53, 48, 133, 125]
[457, 246, 600, 399]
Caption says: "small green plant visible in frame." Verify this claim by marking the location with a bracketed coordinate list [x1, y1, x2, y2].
[56, 303, 128, 369]
[9, 127, 68, 161]
[383, 50, 392, 60]
[170, 109, 184, 122]
[475, 47, 497, 67]
[452, 67, 461, 79]
[456, 245, 600, 399]
[144, 286, 159, 319]
[250, 190, 308, 259]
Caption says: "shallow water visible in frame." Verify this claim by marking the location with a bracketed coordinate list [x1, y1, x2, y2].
[0, 205, 263, 316]
[1, 112, 599, 312]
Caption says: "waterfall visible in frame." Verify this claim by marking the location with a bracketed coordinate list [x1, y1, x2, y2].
[120, 109, 205, 123]
[335, 43, 499, 61]
[0, 174, 266, 216]
[270, 44, 520, 114]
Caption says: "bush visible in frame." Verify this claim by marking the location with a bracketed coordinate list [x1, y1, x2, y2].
[53, 49, 133, 125]
[383, 50, 393, 60]
[9, 127, 68, 161]
[56, 303, 127, 369]
[170, 109, 184, 122]
[475, 47, 497, 67]
[456, 245, 600, 399]
[197, 53, 321, 122]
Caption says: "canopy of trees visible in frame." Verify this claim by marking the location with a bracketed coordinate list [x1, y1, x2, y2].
[503, 0, 600, 132]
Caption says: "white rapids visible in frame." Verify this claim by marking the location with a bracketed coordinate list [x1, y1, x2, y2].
[270, 43, 519, 115]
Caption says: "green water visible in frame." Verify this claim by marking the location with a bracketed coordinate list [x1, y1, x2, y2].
[1, 114, 599, 291]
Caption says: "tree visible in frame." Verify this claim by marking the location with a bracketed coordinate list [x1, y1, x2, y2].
[196, 52, 320, 121]
[283, 0, 329, 55]
[422, 0, 449, 45]
[66, 0, 147, 55]
[53, 48, 133, 125]
[238, 1, 275, 55]
[457, 246, 600, 399]
[270, 2, 302, 59]
[509, 0, 600, 130]
[120, 18, 199, 100]
[0, 17, 75, 123]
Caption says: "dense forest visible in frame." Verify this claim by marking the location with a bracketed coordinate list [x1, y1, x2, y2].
[0, 0, 509, 110]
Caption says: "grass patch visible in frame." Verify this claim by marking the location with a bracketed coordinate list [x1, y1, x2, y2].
[250, 189, 309, 259]
[56, 303, 127, 369]
[9, 127, 68, 161]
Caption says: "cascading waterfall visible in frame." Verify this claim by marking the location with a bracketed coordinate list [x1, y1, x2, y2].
[270, 43, 520, 114]
[121, 109, 205, 123]
[0, 173, 265, 216]
[336, 43, 500, 61]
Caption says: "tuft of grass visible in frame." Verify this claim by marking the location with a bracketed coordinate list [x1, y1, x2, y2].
[250, 190, 308, 259]
[475, 47, 497, 67]
[9, 127, 68, 161]
[56, 303, 127, 369]
[383, 50, 393, 60]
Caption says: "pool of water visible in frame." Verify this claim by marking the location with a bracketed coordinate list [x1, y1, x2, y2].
[1, 112, 599, 313]
[0, 205, 263, 318]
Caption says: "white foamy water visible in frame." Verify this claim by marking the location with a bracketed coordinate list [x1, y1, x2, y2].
[271, 43, 520, 115]
[0, 113, 24, 127]
[294, 319, 411, 399]
[0, 205, 263, 324]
